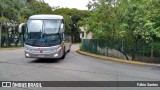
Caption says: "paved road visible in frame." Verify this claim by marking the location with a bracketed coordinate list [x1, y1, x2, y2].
[0, 44, 160, 90]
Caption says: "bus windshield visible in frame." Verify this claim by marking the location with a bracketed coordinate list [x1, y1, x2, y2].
[25, 34, 61, 47]
[44, 20, 61, 34]
[27, 19, 61, 34]
[26, 19, 62, 46]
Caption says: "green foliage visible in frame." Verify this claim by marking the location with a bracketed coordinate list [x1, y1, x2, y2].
[84, 0, 160, 40]
[0, 17, 9, 22]
[0, 0, 53, 47]
[79, 43, 83, 51]
[81, 0, 160, 60]
[53, 8, 91, 43]
[0, 0, 53, 23]
[18, 16, 27, 23]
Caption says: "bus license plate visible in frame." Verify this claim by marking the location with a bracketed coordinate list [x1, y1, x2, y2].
[38, 55, 45, 57]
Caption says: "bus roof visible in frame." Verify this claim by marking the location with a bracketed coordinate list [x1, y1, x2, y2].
[29, 14, 63, 20]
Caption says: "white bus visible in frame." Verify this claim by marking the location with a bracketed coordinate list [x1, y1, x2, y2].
[19, 14, 71, 59]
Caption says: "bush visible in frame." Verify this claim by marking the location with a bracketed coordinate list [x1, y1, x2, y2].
[79, 43, 83, 51]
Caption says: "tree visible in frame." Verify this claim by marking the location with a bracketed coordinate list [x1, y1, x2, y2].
[0, 0, 53, 47]
[53, 8, 91, 43]
[81, 0, 160, 60]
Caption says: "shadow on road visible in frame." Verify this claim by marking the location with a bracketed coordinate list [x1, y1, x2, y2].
[29, 58, 63, 63]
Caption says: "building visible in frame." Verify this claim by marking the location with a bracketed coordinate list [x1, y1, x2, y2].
[79, 27, 92, 39]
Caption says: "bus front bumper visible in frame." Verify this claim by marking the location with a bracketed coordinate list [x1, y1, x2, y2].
[24, 46, 63, 59]
[25, 50, 62, 59]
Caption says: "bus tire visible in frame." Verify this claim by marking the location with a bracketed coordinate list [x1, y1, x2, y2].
[68, 45, 71, 52]
[67, 49, 70, 52]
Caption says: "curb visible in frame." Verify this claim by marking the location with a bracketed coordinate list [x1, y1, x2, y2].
[76, 50, 160, 67]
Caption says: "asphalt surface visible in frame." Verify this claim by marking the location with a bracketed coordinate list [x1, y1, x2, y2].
[0, 44, 160, 90]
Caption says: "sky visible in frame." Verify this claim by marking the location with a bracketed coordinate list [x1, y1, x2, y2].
[44, 0, 89, 10]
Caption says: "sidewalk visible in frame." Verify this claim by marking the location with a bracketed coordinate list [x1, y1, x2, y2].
[71, 44, 80, 51]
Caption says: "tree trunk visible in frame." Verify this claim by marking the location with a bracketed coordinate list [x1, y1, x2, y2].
[119, 50, 130, 60]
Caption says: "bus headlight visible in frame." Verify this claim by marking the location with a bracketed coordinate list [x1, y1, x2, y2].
[26, 53, 30, 57]
[54, 54, 59, 57]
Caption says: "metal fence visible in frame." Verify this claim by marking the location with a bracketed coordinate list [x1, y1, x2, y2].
[81, 39, 160, 63]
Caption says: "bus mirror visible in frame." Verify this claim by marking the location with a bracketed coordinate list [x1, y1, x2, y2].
[18, 23, 26, 33]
